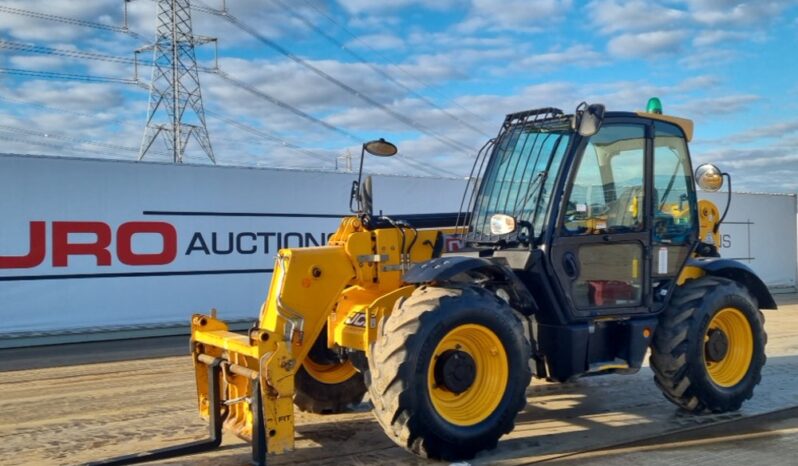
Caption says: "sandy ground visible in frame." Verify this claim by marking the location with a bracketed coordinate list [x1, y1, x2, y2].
[1, 295, 797, 466]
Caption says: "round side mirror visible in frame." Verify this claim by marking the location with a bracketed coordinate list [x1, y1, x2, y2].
[695, 163, 724, 192]
[364, 138, 398, 157]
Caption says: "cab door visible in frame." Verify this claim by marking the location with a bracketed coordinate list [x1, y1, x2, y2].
[549, 122, 651, 319]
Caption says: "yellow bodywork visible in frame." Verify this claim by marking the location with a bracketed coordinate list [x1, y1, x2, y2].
[636, 111, 694, 141]
[676, 199, 720, 285]
[191, 216, 452, 454]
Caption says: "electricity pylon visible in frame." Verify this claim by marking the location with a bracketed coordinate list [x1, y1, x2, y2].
[138, 0, 216, 163]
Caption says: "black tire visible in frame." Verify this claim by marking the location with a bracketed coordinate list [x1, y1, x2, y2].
[650, 276, 767, 413]
[294, 332, 367, 414]
[368, 285, 531, 461]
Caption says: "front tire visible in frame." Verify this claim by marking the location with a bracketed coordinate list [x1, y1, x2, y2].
[650, 276, 767, 413]
[368, 285, 531, 461]
[294, 332, 367, 414]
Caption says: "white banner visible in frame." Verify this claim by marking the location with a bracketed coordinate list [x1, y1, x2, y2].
[700, 191, 797, 290]
[1, 154, 795, 337]
[0, 154, 465, 333]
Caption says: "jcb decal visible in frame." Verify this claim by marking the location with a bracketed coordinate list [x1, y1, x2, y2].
[344, 312, 367, 328]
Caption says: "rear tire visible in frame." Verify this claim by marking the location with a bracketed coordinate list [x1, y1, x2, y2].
[368, 285, 531, 460]
[650, 276, 766, 413]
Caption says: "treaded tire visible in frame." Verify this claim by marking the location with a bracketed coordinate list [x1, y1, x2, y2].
[650, 276, 767, 413]
[293, 363, 366, 414]
[367, 285, 531, 461]
[294, 335, 367, 414]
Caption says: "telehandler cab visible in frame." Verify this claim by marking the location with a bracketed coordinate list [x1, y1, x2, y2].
[95, 99, 774, 465]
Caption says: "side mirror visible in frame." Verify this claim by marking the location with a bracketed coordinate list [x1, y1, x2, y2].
[574, 103, 606, 137]
[350, 138, 397, 214]
[695, 163, 723, 192]
[364, 138, 398, 157]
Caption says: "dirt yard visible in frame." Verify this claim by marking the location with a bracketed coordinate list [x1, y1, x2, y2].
[1, 295, 797, 466]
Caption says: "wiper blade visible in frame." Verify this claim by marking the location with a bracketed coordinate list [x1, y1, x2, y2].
[514, 170, 548, 218]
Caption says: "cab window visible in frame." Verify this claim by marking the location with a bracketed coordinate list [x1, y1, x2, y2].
[653, 122, 695, 245]
[563, 125, 646, 235]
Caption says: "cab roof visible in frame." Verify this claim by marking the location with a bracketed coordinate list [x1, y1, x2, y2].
[604, 111, 694, 142]
[504, 107, 695, 142]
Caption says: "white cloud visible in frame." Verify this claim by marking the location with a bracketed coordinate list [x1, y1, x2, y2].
[11, 80, 125, 110]
[715, 120, 798, 143]
[337, 0, 457, 14]
[671, 94, 761, 116]
[347, 33, 405, 51]
[0, 1, 121, 42]
[692, 29, 754, 47]
[607, 30, 689, 58]
[684, 0, 792, 26]
[587, 0, 687, 34]
[457, 0, 573, 32]
[518, 44, 606, 70]
[0, 0, 794, 188]
[694, 141, 798, 191]
[7, 54, 68, 71]
[678, 47, 740, 69]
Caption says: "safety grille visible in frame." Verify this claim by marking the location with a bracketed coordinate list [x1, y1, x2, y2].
[456, 107, 572, 244]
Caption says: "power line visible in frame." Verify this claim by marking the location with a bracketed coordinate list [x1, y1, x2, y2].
[0, 37, 352, 148]
[0, 44, 459, 175]
[0, 93, 336, 167]
[0, 123, 170, 156]
[270, 0, 490, 138]
[194, 2, 477, 155]
[0, 36, 472, 162]
[298, 0, 492, 126]
[0, 39, 218, 77]
[212, 71, 458, 177]
[0, 134, 133, 160]
[0, 94, 126, 121]
[0, 67, 137, 84]
[214, 70, 362, 143]
[205, 109, 335, 165]
[0, 64, 355, 166]
[0, 40, 139, 65]
[0, 5, 145, 41]
[0, 65, 456, 176]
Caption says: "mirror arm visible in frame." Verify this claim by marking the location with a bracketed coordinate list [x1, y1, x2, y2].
[356, 143, 366, 199]
[516, 220, 534, 246]
[350, 144, 367, 214]
[714, 173, 732, 234]
[349, 180, 360, 213]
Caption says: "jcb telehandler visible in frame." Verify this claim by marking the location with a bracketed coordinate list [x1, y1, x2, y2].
[95, 99, 774, 465]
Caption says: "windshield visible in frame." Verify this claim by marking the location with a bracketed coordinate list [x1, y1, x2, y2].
[468, 120, 572, 241]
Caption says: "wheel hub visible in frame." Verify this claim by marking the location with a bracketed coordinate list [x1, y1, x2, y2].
[705, 328, 729, 362]
[434, 350, 476, 394]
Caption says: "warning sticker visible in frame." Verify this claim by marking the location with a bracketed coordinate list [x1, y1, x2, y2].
[658, 247, 668, 274]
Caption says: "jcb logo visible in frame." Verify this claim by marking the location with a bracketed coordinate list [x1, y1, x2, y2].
[344, 312, 367, 328]
[0, 221, 177, 269]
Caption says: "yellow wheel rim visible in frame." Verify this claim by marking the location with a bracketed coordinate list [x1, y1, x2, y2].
[704, 307, 753, 387]
[302, 358, 358, 385]
[427, 324, 509, 426]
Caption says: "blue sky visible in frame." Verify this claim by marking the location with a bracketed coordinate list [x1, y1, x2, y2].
[0, 0, 797, 191]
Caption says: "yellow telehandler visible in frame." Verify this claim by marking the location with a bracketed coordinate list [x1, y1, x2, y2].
[94, 99, 774, 465]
